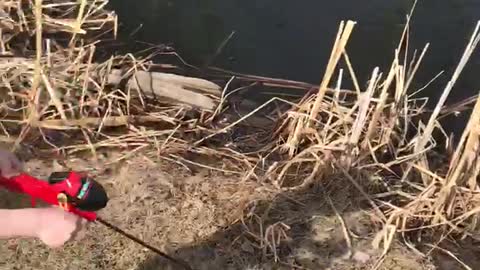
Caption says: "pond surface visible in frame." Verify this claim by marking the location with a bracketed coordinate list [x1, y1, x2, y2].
[109, 0, 480, 133]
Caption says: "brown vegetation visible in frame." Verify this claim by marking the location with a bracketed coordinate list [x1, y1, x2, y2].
[1, 1, 480, 269]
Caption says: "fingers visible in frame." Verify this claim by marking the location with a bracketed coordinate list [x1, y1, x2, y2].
[1, 165, 19, 178]
[59, 208, 90, 242]
[0, 162, 16, 178]
[8, 153, 23, 172]
[0, 150, 23, 178]
[38, 207, 90, 247]
[69, 216, 89, 242]
[44, 234, 68, 249]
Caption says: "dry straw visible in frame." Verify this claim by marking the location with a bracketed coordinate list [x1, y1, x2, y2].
[0, 0, 252, 177]
[257, 2, 480, 262]
[2, 0, 480, 267]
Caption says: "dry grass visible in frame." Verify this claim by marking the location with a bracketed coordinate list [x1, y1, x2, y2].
[2, 0, 480, 269]
[0, 0, 256, 179]
[1, 154, 440, 270]
[253, 4, 480, 268]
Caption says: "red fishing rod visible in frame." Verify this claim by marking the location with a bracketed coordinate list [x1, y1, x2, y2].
[0, 171, 192, 270]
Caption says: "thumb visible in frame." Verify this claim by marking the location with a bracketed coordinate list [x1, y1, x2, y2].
[70, 218, 89, 241]
[8, 154, 23, 172]
[1, 164, 21, 178]
[0, 153, 23, 178]
[0, 163, 15, 178]
[39, 230, 71, 248]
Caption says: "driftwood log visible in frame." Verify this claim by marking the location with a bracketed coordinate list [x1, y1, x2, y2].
[107, 69, 221, 111]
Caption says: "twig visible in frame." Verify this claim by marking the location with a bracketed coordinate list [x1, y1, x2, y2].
[325, 192, 353, 257]
[425, 244, 473, 270]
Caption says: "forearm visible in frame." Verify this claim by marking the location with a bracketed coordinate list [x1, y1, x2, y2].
[0, 209, 39, 238]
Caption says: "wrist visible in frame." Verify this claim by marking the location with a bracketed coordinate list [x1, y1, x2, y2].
[0, 208, 41, 239]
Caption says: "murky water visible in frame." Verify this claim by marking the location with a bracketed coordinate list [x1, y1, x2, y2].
[109, 0, 480, 132]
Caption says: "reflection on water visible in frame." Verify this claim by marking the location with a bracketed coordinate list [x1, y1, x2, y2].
[109, 0, 480, 132]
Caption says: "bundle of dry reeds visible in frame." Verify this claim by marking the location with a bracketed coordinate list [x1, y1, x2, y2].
[257, 11, 480, 264]
[1, 0, 118, 135]
[378, 21, 480, 260]
[262, 19, 427, 189]
[0, 0, 256, 177]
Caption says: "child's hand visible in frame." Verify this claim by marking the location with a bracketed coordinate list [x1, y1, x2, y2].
[35, 207, 88, 248]
[0, 149, 23, 178]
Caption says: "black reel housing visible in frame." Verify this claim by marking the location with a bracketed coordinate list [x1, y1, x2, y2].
[48, 172, 109, 211]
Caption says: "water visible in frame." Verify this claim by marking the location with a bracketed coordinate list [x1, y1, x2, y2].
[109, 0, 480, 133]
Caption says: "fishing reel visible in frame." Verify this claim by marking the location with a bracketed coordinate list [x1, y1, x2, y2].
[48, 171, 109, 212]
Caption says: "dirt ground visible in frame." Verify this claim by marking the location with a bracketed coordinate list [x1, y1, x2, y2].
[0, 151, 475, 270]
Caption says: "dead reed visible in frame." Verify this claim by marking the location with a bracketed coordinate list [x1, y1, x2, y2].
[0, 0, 254, 178]
[256, 6, 480, 266]
[2, 0, 480, 267]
